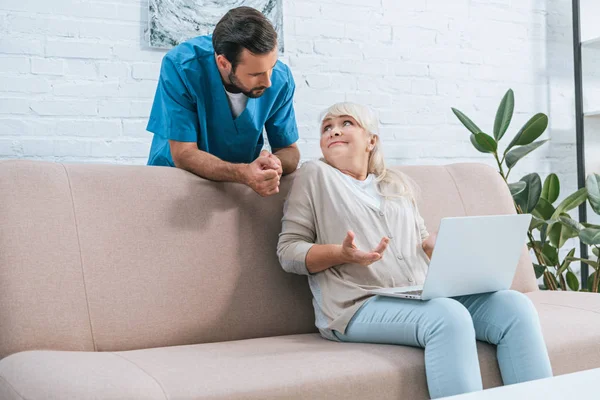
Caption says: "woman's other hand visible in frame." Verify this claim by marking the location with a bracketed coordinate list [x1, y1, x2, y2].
[422, 231, 438, 259]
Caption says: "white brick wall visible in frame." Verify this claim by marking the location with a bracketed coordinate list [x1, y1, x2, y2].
[0, 0, 578, 190]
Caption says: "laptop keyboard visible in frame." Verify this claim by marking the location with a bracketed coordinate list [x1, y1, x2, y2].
[397, 290, 423, 296]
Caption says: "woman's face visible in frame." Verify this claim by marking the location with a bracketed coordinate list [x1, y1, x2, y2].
[320, 114, 374, 175]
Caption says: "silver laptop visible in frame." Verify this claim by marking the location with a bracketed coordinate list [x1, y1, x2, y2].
[367, 214, 531, 300]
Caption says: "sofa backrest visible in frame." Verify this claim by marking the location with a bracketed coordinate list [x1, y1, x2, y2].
[0, 160, 536, 358]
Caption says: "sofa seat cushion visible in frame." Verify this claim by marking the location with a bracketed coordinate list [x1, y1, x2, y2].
[0, 334, 503, 400]
[528, 290, 600, 375]
[2, 291, 600, 400]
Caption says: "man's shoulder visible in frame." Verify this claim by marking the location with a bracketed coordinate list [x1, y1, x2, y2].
[164, 35, 214, 68]
[271, 60, 294, 90]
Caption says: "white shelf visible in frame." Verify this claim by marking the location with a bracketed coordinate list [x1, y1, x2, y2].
[582, 36, 600, 48]
[584, 110, 600, 117]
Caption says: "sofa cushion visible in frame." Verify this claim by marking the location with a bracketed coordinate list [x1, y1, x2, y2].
[0, 334, 502, 400]
[528, 291, 600, 375]
[2, 291, 600, 400]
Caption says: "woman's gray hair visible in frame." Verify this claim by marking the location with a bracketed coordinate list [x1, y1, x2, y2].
[320, 102, 419, 202]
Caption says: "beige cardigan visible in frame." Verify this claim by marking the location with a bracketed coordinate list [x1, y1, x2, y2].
[277, 160, 430, 340]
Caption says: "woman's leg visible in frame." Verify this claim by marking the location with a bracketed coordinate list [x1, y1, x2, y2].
[335, 295, 483, 399]
[454, 290, 553, 385]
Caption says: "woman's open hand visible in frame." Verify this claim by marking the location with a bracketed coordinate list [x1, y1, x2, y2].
[341, 230, 389, 266]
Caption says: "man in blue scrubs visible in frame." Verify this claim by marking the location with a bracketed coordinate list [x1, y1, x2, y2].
[147, 7, 300, 197]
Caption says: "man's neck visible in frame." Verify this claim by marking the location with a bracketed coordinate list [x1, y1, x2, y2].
[215, 54, 242, 94]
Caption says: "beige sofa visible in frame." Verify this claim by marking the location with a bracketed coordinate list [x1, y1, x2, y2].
[0, 159, 599, 400]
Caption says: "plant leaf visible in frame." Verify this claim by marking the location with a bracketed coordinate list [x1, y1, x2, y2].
[587, 271, 596, 291]
[514, 173, 542, 213]
[509, 181, 526, 197]
[469, 134, 490, 153]
[558, 215, 584, 232]
[532, 197, 555, 221]
[594, 247, 599, 258]
[587, 173, 600, 215]
[506, 113, 549, 152]
[452, 108, 482, 135]
[541, 242, 559, 266]
[557, 248, 576, 275]
[540, 223, 548, 244]
[530, 216, 546, 230]
[549, 218, 579, 249]
[580, 228, 600, 246]
[542, 173, 560, 203]
[551, 188, 588, 220]
[533, 264, 545, 279]
[505, 140, 549, 169]
[493, 89, 514, 141]
[566, 257, 600, 269]
[473, 132, 497, 153]
[566, 271, 580, 291]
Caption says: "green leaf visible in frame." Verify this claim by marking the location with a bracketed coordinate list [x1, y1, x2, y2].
[505, 140, 549, 169]
[493, 89, 514, 141]
[542, 173, 560, 203]
[533, 264, 545, 279]
[532, 197, 555, 221]
[588, 272, 598, 292]
[587, 173, 600, 215]
[506, 113, 549, 152]
[509, 181, 526, 197]
[514, 173, 542, 213]
[566, 271, 580, 291]
[580, 228, 600, 246]
[473, 132, 497, 153]
[557, 248, 576, 275]
[469, 134, 490, 153]
[566, 257, 600, 270]
[549, 217, 579, 249]
[540, 223, 548, 244]
[452, 108, 482, 135]
[541, 242, 559, 265]
[558, 215, 584, 232]
[551, 188, 588, 220]
[530, 216, 546, 230]
[582, 222, 600, 229]
[593, 247, 599, 258]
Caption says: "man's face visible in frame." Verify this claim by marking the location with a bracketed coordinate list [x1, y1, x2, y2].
[226, 48, 278, 98]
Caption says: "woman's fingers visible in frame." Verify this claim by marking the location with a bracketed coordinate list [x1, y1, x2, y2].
[342, 231, 355, 248]
[372, 237, 390, 254]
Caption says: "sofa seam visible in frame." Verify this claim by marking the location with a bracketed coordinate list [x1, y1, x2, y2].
[443, 165, 468, 215]
[0, 374, 27, 400]
[62, 163, 97, 352]
[110, 353, 169, 400]
[538, 302, 600, 314]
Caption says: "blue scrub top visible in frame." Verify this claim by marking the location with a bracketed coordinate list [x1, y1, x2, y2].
[146, 35, 299, 166]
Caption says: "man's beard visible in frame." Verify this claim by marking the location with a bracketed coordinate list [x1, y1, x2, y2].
[226, 70, 267, 98]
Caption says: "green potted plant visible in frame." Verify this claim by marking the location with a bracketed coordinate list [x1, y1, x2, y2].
[451, 89, 600, 291]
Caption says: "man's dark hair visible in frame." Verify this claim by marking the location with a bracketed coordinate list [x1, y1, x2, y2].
[212, 6, 278, 71]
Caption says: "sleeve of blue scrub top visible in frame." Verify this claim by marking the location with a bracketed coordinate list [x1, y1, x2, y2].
[147, 56, 199, 143]
[264, 71, 299, 149]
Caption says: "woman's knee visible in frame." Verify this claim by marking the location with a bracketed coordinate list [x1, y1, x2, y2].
[490, 290, 537, 319]
[427, 298, 474, 337]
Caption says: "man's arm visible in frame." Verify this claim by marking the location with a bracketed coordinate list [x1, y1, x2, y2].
[272, 143, 300, 175]
[170, 140, 280, 197]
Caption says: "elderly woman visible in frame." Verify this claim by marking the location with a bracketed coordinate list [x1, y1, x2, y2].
[277, 102, 552, 399]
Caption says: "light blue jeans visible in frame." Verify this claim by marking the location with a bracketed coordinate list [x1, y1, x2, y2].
[334, 290, 553, 399]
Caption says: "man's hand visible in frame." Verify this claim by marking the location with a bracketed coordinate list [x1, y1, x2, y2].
[242, 153, 281, 197]
[341, 231, 389, 266]
[422, 231, 438, 259]
[259, 150, 283, 177]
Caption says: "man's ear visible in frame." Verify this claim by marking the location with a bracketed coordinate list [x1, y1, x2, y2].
[215, 54, 231, 71]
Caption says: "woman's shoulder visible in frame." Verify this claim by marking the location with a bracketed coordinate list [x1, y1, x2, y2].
[296, 159, 330, 178]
